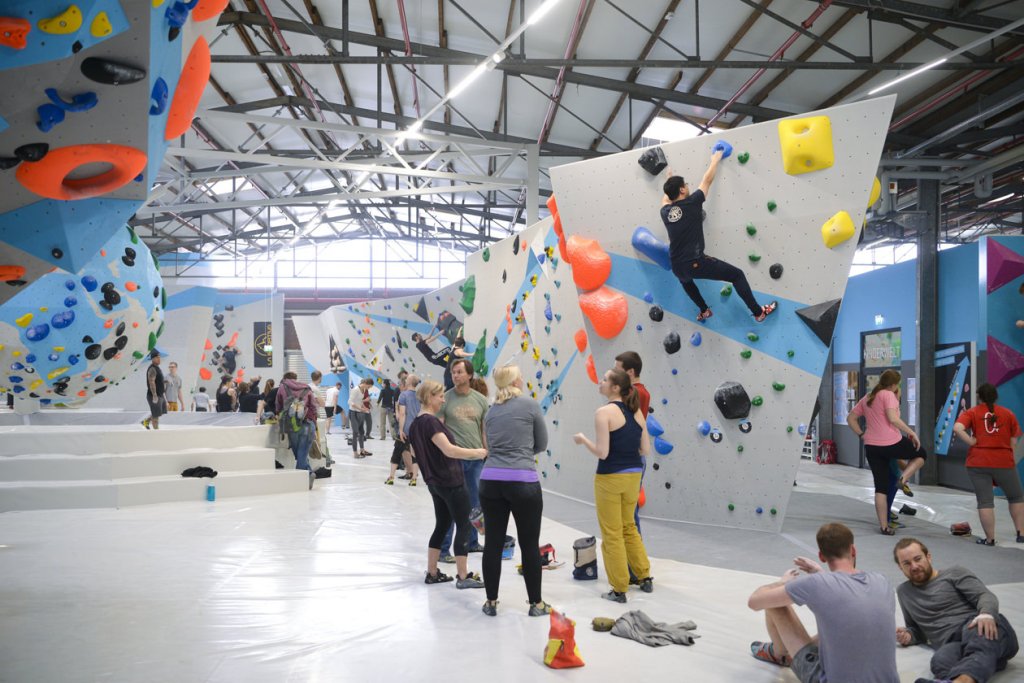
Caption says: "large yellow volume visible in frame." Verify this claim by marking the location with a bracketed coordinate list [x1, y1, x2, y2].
[778, 116, 834, 176]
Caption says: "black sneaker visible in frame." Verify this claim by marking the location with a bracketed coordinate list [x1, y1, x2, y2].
[424, 569, 453, 584]
[602, 590, 627, 603]
[482, 600, 498, 617]
[639, 577, 654, 593]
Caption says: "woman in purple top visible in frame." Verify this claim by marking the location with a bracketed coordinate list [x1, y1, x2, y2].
[479, 365, 551, 618]
[408, 379, 487, 589]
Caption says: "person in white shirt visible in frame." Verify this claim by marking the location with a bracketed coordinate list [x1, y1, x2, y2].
[192, 386, 211, 412]
[325, 382, 340, 434]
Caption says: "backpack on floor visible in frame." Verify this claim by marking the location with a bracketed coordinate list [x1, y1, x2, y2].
[572, 536, 597, 580]
[816, 439, 837, 465]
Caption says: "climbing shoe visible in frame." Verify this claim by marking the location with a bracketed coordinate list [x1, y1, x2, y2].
[424, 569, 453, 584]
[528, 600, 552, 616]
[482, 600, 498, 617]
[639, 577, 654, 593]
[602, 590, 627, 603]
[751, 641, 791, 667]
[754, 301, 778, 322]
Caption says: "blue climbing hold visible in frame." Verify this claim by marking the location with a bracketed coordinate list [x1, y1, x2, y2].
[535, 370, 542, 380]
[646, 415, 665, 437]
[661, 398, 668, 405]
[690, 332, 702, 346]
[671, 368, 678, 375]
[544, 301, 553, 321]
[712, 140, 733, 158]
[45, 88, 98, 113]
[81, 275, 98, 292]
[643, 292, 654, 303]
[26, 323, 50, 342]
[36, 104, 65, 133]
[654, 437, 674, 455]
[64, 279, 75, 291]
[51, 310, 75, 329]
[798, 423, 807, 435]
[150, 77, 169, 115]
[697, 420, 711, 436]
[631, 227, 672, 271]
[636, 324, 643, 332]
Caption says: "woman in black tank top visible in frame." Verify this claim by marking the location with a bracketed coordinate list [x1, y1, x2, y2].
[573, 367, 653, 603]
[215, 376, 236, 412]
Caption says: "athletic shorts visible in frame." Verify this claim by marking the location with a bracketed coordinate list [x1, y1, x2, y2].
[791, 643, 825, 683]
[325, 407, 335, 418]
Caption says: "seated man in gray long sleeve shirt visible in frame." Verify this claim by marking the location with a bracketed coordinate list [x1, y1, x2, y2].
[893, 538, 1019, 683]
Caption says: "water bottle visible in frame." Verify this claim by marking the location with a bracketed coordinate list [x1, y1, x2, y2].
[206, 484, 216, 501]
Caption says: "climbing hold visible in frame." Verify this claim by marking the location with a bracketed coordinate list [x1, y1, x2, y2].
[787, 425, 794, 433]
[740, 349, 752, 359]
[150, 77, 169, 115]
[663, 331, 681, 355]
[13, 143, 48, 163]
[756, 507, 763, 514]
[710, 430, 723, 443]
[36, 104, 65, 132]
[635, 324, 643, 332]
[821, 210, 855, 248]
[578, 287, 628, 339]
[737, 152, 750, 165]
[787, 349, 795, 358]
[482, 248, 490, 262]
[637, 486, 646, 508]
[637, 146, 668, 175]
[711, 140, 733, 158]
[690, 332, 701, 347]
[648, 305, 664, 322]
[16, 143, 148, 201]
[739, 421, 752, 434]
[798, 423, 807, 435]
[746, 223, 757, 236]
[748, 252, 761, 263]
[747, 332, 759, 342]
[192, 0, 230, 22]
[15, 313, 33, 327]
[770, 508, 777, 516]
[26, 323, 50, 342]
[643, 292, 654, 304]
[1, 265, 27, 282]
[664, 482, 671, 490]
[90, 11, 112, 37]
[737, 445, 744, 453]
[513, 235, 521, 255]
[38, 5, 83, 35]
[778, 115, 834, 176]
[767, 200, 777, 212]
[697, 421, 711, 436]
[772, 382, 786, 391]
[567, 235, 611, 291]
[795, 298, 842, 345]
[728, 503, 735, 511]
[868, 176, 881, 207]
[630, 227, 672, 271]
[574, 329, 588, 353]
[585, 354, 598, 384]
[662, 398, 668, 405]
[44, 88, 98, 113]
[81, 57, 147, 85]
[769, 263, 783, 279]
[714, 381, 751, 419]
[751, 395, 764, 407]
[0, 17, 31, 50]
[646, 415, 665, 437]
[459, 275, 476, 314]
[165, 36, 211, 140]
[671, 368, 678, 375]
[654, 437, 674, 455]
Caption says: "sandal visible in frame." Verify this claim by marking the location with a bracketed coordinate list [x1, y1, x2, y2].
[754, 300, 778, 322]
[880, 526, 895, 536]
[976, 538, 996, 546]
[696, 308, 713, 322]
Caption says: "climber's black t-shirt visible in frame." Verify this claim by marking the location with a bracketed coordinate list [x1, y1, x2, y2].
[661, 189, 706, 266]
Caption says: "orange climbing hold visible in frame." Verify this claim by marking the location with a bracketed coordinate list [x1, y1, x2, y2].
[16, 143, 147, 201]
[578, 286, 628, 339]
[0, 265, 26, 281]
[0, 17, 31, 49]
[204, 339, 213, 350]
[227, 332, 239, 348]
[567, 235, 611, 291]
[574, 329, 588, 353]
[165, 36, 211, 140]
[558, 233, 570, 263]
[124, 281, 138, 291]
[191, 0, 230, 22]
[586, 354, 598, 384]
[546, 195, 559, 216]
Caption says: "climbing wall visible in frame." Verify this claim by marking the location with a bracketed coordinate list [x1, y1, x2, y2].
[548, 96, 897, 530]
[193, 291, 284, 389]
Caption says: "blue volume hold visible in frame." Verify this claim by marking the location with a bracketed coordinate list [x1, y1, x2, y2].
[150, 78, 169, 115]
[631, 227, 672, 271]
[654, 436, 674, 455]
[712, 140, 733, 158]
[646, 415, 665, 437]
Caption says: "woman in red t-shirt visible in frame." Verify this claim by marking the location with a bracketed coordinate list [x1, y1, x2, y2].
[847, 369, 928, 535]
[953, 383, 1023, 545]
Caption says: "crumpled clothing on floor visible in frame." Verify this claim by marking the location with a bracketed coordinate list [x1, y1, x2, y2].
[181, 466, 218, 478]
[610, 610, 699, 647]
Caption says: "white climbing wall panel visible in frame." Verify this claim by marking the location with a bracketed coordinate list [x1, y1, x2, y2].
[548, 96, 896, 531]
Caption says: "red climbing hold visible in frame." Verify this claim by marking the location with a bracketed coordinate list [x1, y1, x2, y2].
[586, 354, 598, 384]
[0, 265, 26, 281]
[191, 0, 230, 22]
[204, 339, 213, 350]
[567, 235, 611, 292]
[574, 329, 588, 353]
[0, 17, 30, 50]
[578, 286, 628, 339]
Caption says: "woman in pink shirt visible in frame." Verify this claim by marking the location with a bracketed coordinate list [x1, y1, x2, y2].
[846, 369, 928, 535]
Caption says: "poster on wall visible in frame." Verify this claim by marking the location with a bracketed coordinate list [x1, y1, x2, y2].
[933, 342, 974, 455]
[254, 322, 272, 368]
[863, 329, 902, 368]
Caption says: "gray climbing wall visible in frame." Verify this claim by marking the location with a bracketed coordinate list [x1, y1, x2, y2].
[548, 96, 896, 531]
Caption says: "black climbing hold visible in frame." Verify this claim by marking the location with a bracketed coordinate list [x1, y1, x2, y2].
[101, 282, 115, 293]
[103, 347, 118, 360]
[714, 381, 752, 419]
[664, 482, 672, 490]
[116, 322, 126, 336]
[652, 462, 660, 471]
[82, 335, 94, 343]
[85, 344, 102, 360]
[795, 298, 842, 345]
[72, 40, 83, 54]
[502, 270, 507, 283]
[513, 235, 520, 255]
[114, 335, 128, 350]
[153, 286, 160, 298]
[98, 300, 113, 311]
[169, 26, 181, 41]
[94, 375, 106, 383]
[710, 430, 723, 443]
[80, 57, 147, 86]
[648, 305, 664, 322]
[15, 143, 48, 162]
[51, 248, 63, 259]
[121, 256, 135, 267]
[224, 304, 234, 311]
[104, 290, 121, 306]
[739, 421, 752, 434]
[769, 263, 783, 279]
[663, 331, 681, 354]
[94, 386, 107, 394]
[6, 279, 26, 287]
[637, 146, 668, 175]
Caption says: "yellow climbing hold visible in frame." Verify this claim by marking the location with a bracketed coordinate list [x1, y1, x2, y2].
[152, 0, 167, 6]
[13, 350, 21, 357]
[778, 115, 834, 176]
[868, 177, 881, 208]
[821, 210, 855, 249]
[47, 366, 70, 380]
[15, 313, 33, 327]
[30, 379, 43, 390]
[532, 347, 540, 361]
[53, 346, 64, 352]
[39, 306, 48, 312]
[90, 11, 112, 37]
[39, 5, 83, 34]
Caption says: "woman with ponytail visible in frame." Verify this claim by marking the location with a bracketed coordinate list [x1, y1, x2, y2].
[847, 369, 929, 535]
[573, 367, 653, 603]
[954, 383, 1023, 545]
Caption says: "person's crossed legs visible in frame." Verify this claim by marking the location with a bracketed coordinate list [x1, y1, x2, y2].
[752, 606, 823, 683]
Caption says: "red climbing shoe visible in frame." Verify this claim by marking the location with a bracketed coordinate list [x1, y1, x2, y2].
[697, 308, 713, 322]
[754, 301, 778, 322]
[750, 641, 791, 667]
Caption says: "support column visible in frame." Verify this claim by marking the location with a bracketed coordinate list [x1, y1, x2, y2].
[916, 178, 939, 484]
[526, 143, 539, 225]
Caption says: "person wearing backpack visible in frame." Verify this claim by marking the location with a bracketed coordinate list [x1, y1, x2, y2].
[275, 371, 317, 489]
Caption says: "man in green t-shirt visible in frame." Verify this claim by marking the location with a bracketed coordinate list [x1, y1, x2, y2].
[437, 359, 489, 561]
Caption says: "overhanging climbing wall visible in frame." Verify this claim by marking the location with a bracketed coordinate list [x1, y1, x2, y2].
[549, 96, 896, 531]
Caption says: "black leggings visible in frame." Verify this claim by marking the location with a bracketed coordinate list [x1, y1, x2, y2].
[390, 436, 409, 465]
[479, 479, 544, 603]
[865, 437, 928, 494]
[428, 483, 471, 556]
[673, 255, 761, 316]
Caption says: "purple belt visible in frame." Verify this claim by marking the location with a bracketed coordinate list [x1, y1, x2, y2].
[480, 467, 539, 483]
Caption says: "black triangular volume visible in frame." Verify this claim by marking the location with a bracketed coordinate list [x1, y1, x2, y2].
[795, 298, 842, 345]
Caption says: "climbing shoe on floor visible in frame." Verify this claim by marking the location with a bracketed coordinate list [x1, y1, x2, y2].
[384, 477, 394, 485]
[976, 538, 996, 546]
[639, 577, 654, 593]
[750, 641, 791, 667]
[528, 601, 552, 616]
[424, 569, 453, 585]
[456, 574, 485, 589]
[602, 590, 626, 603]
[482, 600, 498, 617]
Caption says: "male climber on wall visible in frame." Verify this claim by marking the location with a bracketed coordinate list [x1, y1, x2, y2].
[661, 143, 777, 323]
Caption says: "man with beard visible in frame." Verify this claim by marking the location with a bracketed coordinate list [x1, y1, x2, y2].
[893, 538, 1018, 683]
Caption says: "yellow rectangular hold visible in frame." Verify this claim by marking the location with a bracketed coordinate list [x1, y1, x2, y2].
[778, 116, 834, 176]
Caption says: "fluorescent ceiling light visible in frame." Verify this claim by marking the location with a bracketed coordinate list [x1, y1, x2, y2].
[491, 50, 507, 63]
[868, 58, 946, 96]
[528, 0, 563, 26]
[979, 192, 1015, 207]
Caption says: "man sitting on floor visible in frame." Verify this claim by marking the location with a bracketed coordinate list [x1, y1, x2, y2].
[747, 522, 899, 683]
[893, 537, 1019, 683]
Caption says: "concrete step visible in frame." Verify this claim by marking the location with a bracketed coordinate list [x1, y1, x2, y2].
[0, 447, 278, 482]
[0, 469, 311, 512]
[0, 425, 276, 457]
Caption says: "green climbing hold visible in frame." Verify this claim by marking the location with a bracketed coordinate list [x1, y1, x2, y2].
[738, 151, 750, 164]
[751, 395, 764, 407]
[147, 331, 157, 350]
[345, 338, 350, 344]
[161, 287, 167, 309]
[767, 200, 777, 212]
[786, 425, 794, 433]
[740, 349, 752, 359]
[787, 350, 795, 358]
[482, 248, 490, 262]
[720, 285, 732, 297]
[772, 382, 786, 391]
[728, 503, 735, 511]
[155, 321, 164, 338]
[459, 275, 476, 314]
[747, 332, 759, 342]
[746, 223, 757, 236]
[127, 225, 139, 244]
[471, 328, 488, 376]
[748, 253, 761, 263]
[737, 445, 744, 453]
[770, 508, 777, 515]
[132, 350, 144, 359]
[544, 325, 551, 334]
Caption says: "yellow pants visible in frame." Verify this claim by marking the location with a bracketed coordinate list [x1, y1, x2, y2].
[594, 472, 650, 592]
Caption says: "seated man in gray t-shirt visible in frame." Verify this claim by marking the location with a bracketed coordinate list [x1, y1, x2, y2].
[893, 538, 1019, 683]
[747, 522, 899, 683]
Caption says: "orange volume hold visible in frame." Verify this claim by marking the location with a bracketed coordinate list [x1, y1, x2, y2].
[566, 235, 611, 291]
[578, 286, 628, 339]
[0, 17, 31, 50]
[585, 354, 598, 384]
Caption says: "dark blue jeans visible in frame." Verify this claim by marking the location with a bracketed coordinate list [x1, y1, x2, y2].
[287, 420, 314, 471]
[932, 613, 1018, 683]
[440, 458, 484, 552]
